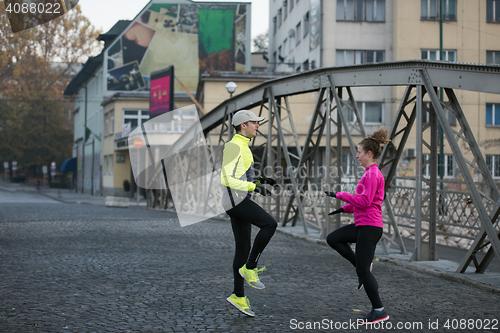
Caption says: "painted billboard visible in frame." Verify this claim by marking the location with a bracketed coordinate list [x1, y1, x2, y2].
[106, 1, 250, 93]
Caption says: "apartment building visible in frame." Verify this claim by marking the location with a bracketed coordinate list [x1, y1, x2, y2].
[268, 0, 500, 181]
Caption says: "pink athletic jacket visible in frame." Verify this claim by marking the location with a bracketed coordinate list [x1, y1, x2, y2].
[335, 164, 385, 228]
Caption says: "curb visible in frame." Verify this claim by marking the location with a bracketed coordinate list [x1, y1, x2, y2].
[276, 227, 500, 295]
[38, 192, 73, 204]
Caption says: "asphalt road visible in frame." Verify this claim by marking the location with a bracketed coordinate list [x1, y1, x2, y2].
[0, 190, 499, 332]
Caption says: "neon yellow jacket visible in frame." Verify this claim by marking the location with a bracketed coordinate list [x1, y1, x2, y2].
[221, 134, 256, 208]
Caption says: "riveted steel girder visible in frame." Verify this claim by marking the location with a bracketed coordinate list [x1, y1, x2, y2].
[146, 60, 500, 272]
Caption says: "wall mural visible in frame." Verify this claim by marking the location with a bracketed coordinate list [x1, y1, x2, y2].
[106, 1, 249, 93]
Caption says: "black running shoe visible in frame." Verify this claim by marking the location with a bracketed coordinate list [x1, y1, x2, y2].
[360, 308, 389, 324]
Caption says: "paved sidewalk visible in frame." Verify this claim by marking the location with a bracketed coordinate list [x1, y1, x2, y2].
[0, 181, 147, 206]
[277, 225, 500, 294]
[2, 180, 499, 295]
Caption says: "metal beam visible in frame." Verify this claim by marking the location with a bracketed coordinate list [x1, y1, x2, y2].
[421, 69, 500, 270]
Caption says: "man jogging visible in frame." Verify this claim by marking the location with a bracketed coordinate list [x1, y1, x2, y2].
[221, 110, 278, 317]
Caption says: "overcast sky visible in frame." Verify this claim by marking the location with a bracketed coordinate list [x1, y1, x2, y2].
[78, 0, 269, 50]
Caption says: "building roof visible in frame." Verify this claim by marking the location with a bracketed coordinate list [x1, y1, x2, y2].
[101, 91, 195, 107]
[64, 20, 131, 96]
[199, 71, 289, 81]
[97, 20, 131, 48]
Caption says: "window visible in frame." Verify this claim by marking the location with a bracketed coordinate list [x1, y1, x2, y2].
[340, 101, 384, 124]
[337, 0, 385, 21]
[444, 154, 455, 178]
[486, 103, 500, 126]
[104, 156, 109, 175]
[486, 155, 500, 178]
[447, 109, 456, 126]
[423, 102, 456, 125]
[105, 113, 109, 136]
[421, 49, 456, 62]
[487, 0, 500, 22]
[422, 102, 430, 124]
[290, 0, 294, 11]
[358, 102, 383, 124]
[304, 12, 310, 37]
[283, 38, 288, 56]
[123, 109, 149, 130]
[296, 22, 302, 45]
[421, 0, 456, 20]
[422, 154, 430, 177]
[342, 153, 357, 176]
[110, 110, 114, 134]
[170, 109, 197, 133]
[422, 154, 455, 178]
[290, 35, 295, 51]
[336, 50, 385, 66]
[273, 16, 277, 35]
[109, 155, 114, 175]
[284, 0, 288, 20]
[487, 51, 500, 64]
[303, 59, 309, 71]
[343, 103, 356, 122]
[279, 8, 282, 27]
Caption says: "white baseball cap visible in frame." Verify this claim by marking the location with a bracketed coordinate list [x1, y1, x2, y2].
[232, 110, 265, 126]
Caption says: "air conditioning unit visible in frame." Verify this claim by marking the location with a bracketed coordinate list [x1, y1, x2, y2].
[405, 148, 416, 158]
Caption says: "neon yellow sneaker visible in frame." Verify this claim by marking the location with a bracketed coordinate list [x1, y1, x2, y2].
[239, 264, 267, 290]
[227, 294, 255, 317]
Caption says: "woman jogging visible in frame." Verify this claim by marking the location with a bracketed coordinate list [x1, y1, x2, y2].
[221, 110, 278, 317]
[324, 127, 390, 324]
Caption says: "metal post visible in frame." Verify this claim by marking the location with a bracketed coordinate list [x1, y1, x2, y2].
[429, 89, 438, 260]
[324, 89, 332, 235]
[91, 139, 94, 196]
[336, 88, 343, 230]
[82, 86, 87, 194]
[439, 0, 445, 193]
[413, 85, 423, 261]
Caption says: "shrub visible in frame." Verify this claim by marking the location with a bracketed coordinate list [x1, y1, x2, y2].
[10, 176, 28, 183]
[123, 179, 130, 192]
[49, 182, 69, 189]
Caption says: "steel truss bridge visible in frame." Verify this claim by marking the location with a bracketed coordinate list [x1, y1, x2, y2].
[145, 60, 500, 274]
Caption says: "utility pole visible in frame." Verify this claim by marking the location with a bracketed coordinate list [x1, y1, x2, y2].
[439, 0, 445, 192]
[82, 86, 87, 194]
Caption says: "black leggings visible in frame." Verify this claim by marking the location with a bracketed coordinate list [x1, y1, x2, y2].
[226, 197, 277, 297]
[326, 224, 383, 309]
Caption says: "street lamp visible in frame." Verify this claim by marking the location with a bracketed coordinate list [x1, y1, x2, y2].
[226, 81, 237, 98]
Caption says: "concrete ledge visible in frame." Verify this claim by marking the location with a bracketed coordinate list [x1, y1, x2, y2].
[105, 196, 129, 208]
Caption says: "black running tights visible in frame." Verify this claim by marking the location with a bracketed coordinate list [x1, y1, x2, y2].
[227, 198, 277, 297]
[326, 224, 384, 309]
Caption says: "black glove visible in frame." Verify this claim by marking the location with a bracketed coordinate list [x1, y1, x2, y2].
[324, 191, 337, 198]
[328, 208, 345, 215]
[254, 184, 272, 196]
[255, 176, 277, 186]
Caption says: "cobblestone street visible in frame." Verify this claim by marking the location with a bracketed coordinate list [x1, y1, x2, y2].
[0, 191, 499, 332]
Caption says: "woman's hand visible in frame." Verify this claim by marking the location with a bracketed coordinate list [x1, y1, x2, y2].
[328, 208, 344, 215]
[324, 191, 337, 198]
